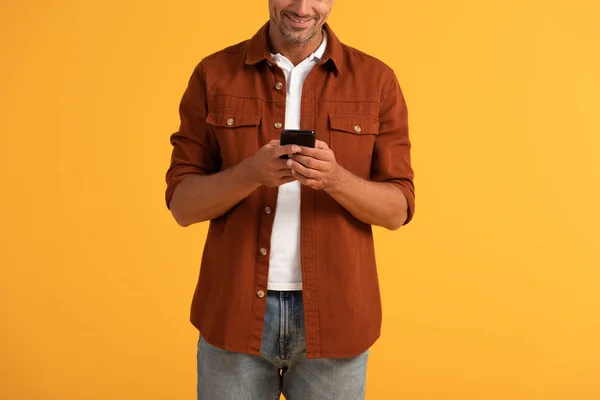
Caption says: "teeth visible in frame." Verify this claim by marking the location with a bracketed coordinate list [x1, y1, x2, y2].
[289, 15, 309, 23]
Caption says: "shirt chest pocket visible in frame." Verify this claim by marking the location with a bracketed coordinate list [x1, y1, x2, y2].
[328, 114, 379, 179]
[206, 109, 262, 169]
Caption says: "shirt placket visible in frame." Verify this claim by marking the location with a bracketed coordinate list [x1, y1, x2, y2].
[298, 67, 321, 358]
[247, 59, 289, 355]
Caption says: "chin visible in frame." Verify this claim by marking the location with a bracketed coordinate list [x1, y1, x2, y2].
[281, 25, 319, 45]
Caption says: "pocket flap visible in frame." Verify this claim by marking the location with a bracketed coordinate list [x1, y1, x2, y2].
[207, 110, 262, 128]
[328, 114, 379, 135]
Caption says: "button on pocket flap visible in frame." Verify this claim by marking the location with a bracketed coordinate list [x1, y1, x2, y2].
[207, 110, 262, 128]
[328, 114, 379, 135]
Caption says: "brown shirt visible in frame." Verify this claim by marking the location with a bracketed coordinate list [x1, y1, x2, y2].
[165, 22, 415, 359]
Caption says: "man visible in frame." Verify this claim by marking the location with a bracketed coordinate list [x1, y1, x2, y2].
[165, 0, 415, 398]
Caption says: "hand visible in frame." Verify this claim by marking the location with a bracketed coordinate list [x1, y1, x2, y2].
[246, 140, 302, 187]
[287, 140, 341, 190]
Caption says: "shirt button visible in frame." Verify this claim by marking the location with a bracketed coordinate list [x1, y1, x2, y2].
[275, 82, 283, 90]
[260, 248, 268, 256]
[257, 290, 265, 298]
[274, 122, 283, 129]
[226, 118, 234, 126]
[264, 206, 272, 215]
[354, 124, 362, 133]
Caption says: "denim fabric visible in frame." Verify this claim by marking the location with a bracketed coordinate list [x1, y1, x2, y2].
[197, 291, 369, 399]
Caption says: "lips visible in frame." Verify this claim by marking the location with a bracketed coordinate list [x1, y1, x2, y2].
[284, 13, 314, 27]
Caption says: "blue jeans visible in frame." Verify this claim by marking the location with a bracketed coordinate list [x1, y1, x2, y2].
[197, 291, 369, 399]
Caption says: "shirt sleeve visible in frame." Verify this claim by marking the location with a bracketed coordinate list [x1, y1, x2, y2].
[165, 61, 221, 209]
[370, 69, 416, 225]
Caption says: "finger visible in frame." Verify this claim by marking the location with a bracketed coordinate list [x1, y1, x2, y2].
[290, 154, 327, 171]
[291, 170, 320, 188]
[297, 146, 327, 160]
[276, 166, 293, 175]
[279, 169, 294, 177]
[264, 140, 280, 149]
[274, 159, 296, 172]
[274, 144, 302, 158]
[289, 159, 320, 179]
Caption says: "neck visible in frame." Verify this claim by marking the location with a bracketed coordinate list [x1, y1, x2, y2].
[268, 23, 324, 65]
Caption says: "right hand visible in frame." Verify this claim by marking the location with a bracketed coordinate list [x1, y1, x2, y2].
[246, 140, 302, 187]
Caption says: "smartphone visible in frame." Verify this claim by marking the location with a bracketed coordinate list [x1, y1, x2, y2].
[279, 129, 316, 158]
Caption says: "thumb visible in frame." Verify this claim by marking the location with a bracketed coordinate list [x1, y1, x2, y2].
[315, 140, 329, 150]
[274, 144, 302, 157]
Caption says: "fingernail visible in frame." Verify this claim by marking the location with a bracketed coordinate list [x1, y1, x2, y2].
[286, 159, 292, 167]
[292, 145, 300, 152]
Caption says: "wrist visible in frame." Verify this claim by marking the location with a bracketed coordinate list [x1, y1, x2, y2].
[235, 157, 262, 189]
[325, 164, 348, 195]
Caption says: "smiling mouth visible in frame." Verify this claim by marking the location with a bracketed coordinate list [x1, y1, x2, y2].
[284, 13, 314, 26]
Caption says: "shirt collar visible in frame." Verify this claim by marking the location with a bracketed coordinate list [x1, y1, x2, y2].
[310, 29, 328, 61]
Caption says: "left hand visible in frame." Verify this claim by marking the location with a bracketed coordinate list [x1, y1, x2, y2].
[287, 140, 341, 190]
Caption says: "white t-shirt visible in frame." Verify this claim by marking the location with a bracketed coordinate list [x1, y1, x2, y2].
[267, 31, 328, 291]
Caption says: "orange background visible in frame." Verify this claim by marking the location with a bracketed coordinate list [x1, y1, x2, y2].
[1, 0, 599, 399]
